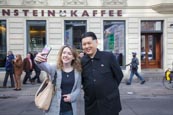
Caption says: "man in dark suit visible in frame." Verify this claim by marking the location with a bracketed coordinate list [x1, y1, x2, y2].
[31, 51, 41, 83]
[81, 32, 124, 115]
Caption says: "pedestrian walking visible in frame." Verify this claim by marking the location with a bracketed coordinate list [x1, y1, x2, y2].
[13, 54, 23, 91]
[126, 52, 146, 85]
[3, 51, 15, 88]
[23, 52, 34, 84]
[34, 45, 81, 115]
[31, 51, 42, 83]
[81, 32, 124, 115]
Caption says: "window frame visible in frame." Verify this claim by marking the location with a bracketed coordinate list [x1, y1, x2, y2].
[103, 20, 126, 67]
[0, 20, 7, 69]
[26, 20, 47, 53]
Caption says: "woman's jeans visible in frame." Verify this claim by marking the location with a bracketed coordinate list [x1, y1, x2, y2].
[60, 110, 73, 115]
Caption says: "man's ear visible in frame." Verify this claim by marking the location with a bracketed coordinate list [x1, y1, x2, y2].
[95, 39, 98, 45]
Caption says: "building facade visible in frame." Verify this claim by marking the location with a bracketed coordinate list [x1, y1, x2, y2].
[0, 0, 173, 76]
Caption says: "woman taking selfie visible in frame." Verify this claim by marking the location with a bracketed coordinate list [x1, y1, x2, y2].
[35, 45, 81, 115]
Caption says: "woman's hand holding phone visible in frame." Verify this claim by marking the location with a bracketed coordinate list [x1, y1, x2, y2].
[34, 52, 47, 63]
[41, 45, 52, 58]
[34, 45, 52, 63]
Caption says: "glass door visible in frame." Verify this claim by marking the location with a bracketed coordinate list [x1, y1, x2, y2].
[141, 34, 161, 68]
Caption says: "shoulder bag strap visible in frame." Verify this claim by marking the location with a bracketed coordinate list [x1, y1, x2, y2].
[52, 72, 57, 86]
[52, 72, 57, 92]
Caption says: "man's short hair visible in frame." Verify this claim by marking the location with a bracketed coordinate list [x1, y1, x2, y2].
[81, 32, 97, 42]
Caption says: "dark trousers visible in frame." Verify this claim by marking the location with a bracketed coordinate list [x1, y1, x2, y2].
[23, 71, 32, 84]
[3, 70, 14, 87]
[60, 110, 73, 115]
[32, 70, 41, 82]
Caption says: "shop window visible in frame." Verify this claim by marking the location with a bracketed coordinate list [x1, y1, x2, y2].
[0, 20, 7, 68]
[26, 20, 46, 53]
[64, 20, 87, 51]
[103, 20, 125, 66]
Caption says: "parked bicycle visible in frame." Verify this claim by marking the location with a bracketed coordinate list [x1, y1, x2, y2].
[162, 68, 173, 90]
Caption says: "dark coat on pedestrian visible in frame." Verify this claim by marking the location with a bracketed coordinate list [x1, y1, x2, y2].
[81, 49, 124, 115]
[33, 62, 41, 72]
[5, 54, 15, 71]
[33, 52, 41, 72]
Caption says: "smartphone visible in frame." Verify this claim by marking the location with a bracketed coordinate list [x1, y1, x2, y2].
[41, 45, 52, 58]
[63, 95, 67, 98]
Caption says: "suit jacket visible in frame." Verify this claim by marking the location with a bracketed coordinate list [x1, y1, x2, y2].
[36, 62, 81, 115]
[81, 49, 124, 115]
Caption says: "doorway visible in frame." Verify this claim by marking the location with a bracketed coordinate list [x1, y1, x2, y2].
[141, 34, 161, 68]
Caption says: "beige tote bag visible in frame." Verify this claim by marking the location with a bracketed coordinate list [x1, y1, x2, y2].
[35, 72, 57, 111]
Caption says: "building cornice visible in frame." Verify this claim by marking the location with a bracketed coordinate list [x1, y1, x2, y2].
[0, 5, 151, 9]
[151, 3, 173, 14]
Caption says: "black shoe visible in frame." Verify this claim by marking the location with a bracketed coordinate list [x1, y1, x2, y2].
[126, 82, 131, 85]
[31, 79, 35, 83]
[17, 88, 22, 91]
[13, 88, 18, 91]
[31, 81, 35, 85]
[141, 80, 146, 84]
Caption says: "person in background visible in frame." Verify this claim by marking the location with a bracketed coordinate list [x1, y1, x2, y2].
[81, 32, 124, 115]
[34, 45, 81, 115]
[79, 51, 85, 59]
[126, 52, 146, 85]
[23, 52, 34, 84]
[148, 45, 153, 60]
[31, 51, 42, 83]
[13, 54, 23, 91]
[3, 51, 15, 88]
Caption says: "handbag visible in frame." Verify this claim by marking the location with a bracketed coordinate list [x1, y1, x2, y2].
[35, 72, 57, 111]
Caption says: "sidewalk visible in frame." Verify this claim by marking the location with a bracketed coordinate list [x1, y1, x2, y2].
[0, 69, 172, 97]
[1, 72, 173, 115]
[0, 68, 172, 97]
[0, 78, 173, 98]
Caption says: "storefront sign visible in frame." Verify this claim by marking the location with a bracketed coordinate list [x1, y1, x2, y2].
[0, 9, 122, 17]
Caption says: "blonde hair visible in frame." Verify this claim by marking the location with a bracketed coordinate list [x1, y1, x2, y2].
[56, 45, 82, 72]
[16, 54, 22, 62]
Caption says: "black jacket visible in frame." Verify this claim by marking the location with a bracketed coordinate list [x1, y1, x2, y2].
[81, 49, 123, 115]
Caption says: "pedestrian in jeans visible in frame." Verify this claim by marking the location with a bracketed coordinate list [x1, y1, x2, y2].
[3, 51, 15, 88]
[81, 32, 123, 115]
[126, 52, 146, 85]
